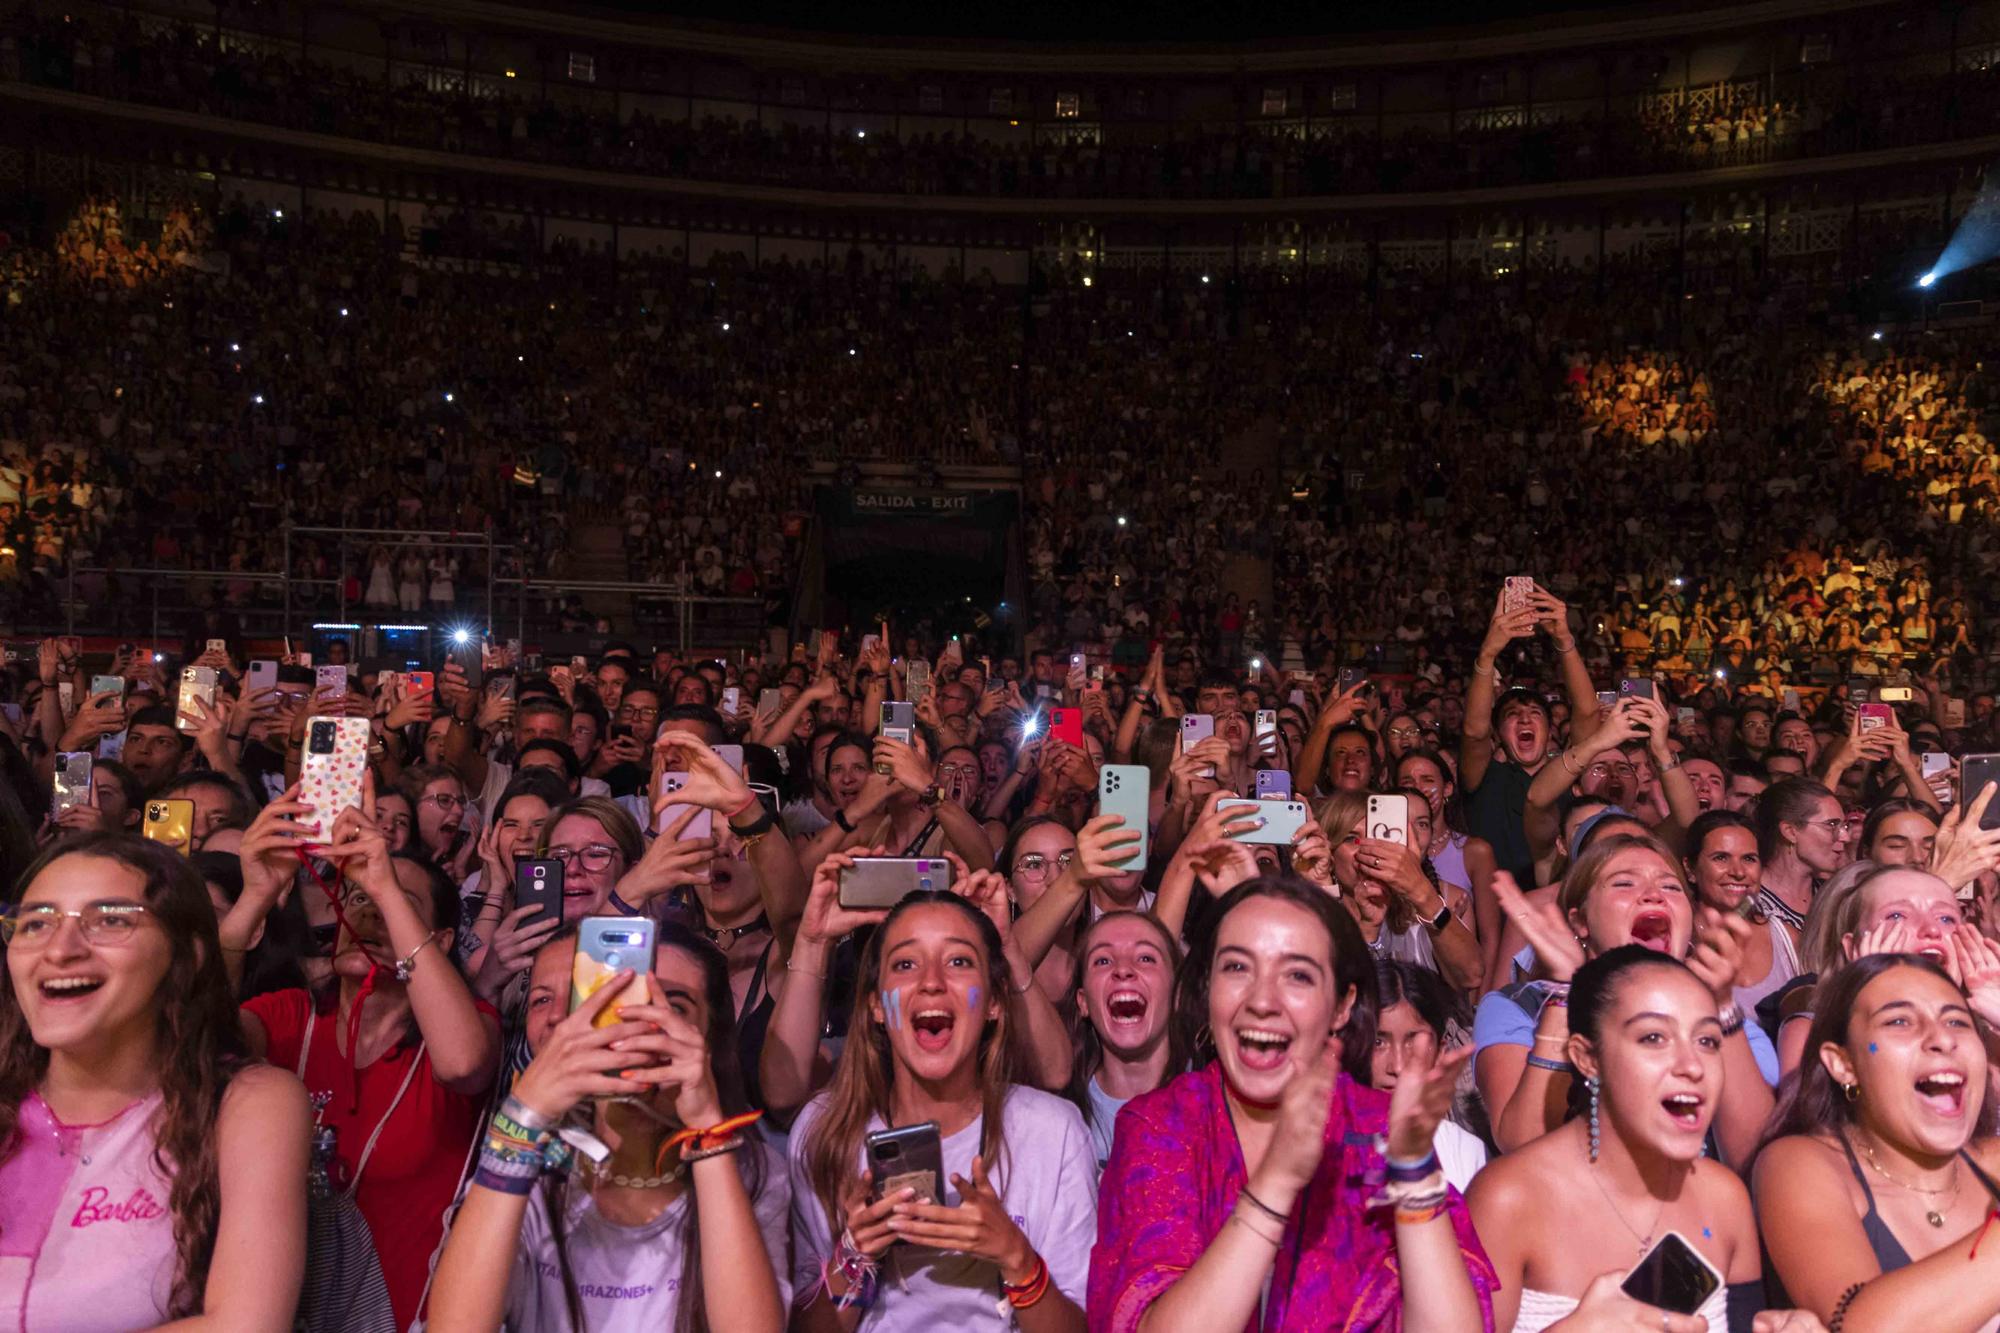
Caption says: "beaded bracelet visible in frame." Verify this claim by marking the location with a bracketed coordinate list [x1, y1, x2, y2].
[826, 1229, 879, 1313]
[1526, 1053, 1575, 1073]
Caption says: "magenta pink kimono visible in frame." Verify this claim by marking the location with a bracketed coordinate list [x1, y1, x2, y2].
[1088, 1063, 1497, 1333]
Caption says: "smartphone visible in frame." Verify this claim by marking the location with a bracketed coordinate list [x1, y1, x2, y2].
[316, 664, 349, 701]
[205, 638, 227, 655]
[142, 798, 194, 854]
[878, 701, 915, 773]
[176, 666, 217, 733]
[484, 672, 516, 703]
[655, 771, 713, 840]
[1503, 576, 1534, 615]
[1857, 703, 1893, 732]
[300, 717, 371, 832]
[757, 687, 783, 717]
[1621, 1231, 1723, 1317]
[1675, 706, 1696, 725]
[406, 669, 434, 697]
[1217, 798, 1311, 846]
[1965, 754, 2000, 830]
[1338, 667, 1368, 694]
[1846, 678, 1870, 708]
[1180, 712, 1216, 778]
[866, 1122, 945, 1208]
[1097, 764, 1150, 873]
[515, 858, 564, 932]
[56, 682, 71, 717]
[861, 633, 880, 657]
[1618, 677, 1656, 702]
[1922, 751, 1952, 780]
[1366, 793, 1411, 844]
[1782, 688, 1801, 713]
[905, 659, 932, 709]
[1254, 709, 1278, 757]
[721, 686, 741, 715]
[838, 856, 952, 909]
[1069, 652, 1086, 676]
[1255, 768, 1292, 800]
[247, 659, 279, 693]
[1593, 689, 1616, 712]
[714, 744, 744, 774]
[452, 637, 483, 690]
[52, 751, 92, 818]
[1878, 686, 1915, 703]
[1049, 706, 1084, 748]
[570, 916, 656, 1034]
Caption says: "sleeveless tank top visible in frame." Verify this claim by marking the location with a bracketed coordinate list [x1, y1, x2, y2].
[1511, 1282, 1726, 1333]
[0, 1090, 177, 1332]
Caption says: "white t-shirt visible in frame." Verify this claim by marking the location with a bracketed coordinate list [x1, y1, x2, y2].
[505, 1141, 792, 1332]
[787, 1086, 1097, 1330]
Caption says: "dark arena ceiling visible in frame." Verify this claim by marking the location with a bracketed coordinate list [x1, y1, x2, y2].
[578, 0, 1702, 44]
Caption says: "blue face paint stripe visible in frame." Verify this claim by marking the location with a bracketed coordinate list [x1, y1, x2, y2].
[883, 986, 904, 1030]
[968, 985, 982, 1016]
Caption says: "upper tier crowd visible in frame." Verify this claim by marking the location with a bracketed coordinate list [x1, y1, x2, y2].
[2, 192, 1993, 704]
[10, 6, 2000, 198]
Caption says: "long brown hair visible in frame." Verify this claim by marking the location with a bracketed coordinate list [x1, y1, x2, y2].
[0, 834, 250, 1317]
[802, 892, 1024, 1228]
[1063, 910, 1186, 1121]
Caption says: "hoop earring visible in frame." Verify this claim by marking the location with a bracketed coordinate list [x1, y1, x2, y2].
[1843, 1080, 1860, 1103]
[1587, 1074, 1602, 1163]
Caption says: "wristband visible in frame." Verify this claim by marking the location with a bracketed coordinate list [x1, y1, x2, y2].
[608, 888, 642, 917]
[729, 805, 778, 839]
[834, 808, 856, 834]
[500, 1094, 553, 1132]
[1383, 1147, 1439, 1180]
[1716, 1001, 1746, 1037]
[1526, 1052, 1574, 1073]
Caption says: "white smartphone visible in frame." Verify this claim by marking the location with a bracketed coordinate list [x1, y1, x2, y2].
[1366, 794, 1410, 844]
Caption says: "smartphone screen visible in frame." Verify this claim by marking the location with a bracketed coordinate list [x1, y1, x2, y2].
[1621, 1231, 1722, 1316]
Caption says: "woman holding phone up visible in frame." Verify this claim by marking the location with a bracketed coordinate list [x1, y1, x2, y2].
[427, 924, 788, 1333]
[789, 888, 1097, 1332]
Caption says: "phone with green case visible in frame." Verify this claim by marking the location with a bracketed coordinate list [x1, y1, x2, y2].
[1097, 764, 1150, 872]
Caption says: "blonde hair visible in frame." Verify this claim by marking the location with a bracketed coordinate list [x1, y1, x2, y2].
[1557, 830, 1681, 927]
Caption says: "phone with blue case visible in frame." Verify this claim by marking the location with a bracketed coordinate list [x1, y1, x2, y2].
[1097, 764, 1150, 872]
[1217, 798, 1312, 847]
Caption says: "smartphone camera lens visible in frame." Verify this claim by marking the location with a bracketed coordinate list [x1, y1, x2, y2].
[148, 804, 163, 821]
[309, 720, 334, 754]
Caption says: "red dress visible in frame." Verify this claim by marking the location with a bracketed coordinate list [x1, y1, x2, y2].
[243, 989, 496, 1330]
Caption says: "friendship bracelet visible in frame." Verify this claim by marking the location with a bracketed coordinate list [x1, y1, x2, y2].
[1526, 1053, 1575, 1074]
[681, 1136, 745, 1163]
[1002, 1254, 1051, 1310]
[661, 1110, 765, 1164]
[1394, 1201, 1449, 1226]
[1229, 1209, 1286, 1247]
[1239, 1187, 1290, 1224]
[1383, 1148, 1440, 1181]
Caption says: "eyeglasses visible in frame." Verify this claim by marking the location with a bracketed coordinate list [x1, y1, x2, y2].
[1585, 762, 1640, 779]
[1799, 818, 1850, 838]
[619, 704, 661, 720]
[938, 763, 979, 779]
[2, 902, 153, 948]
[1386, 726, 1428, 741]
[548, 844, 621, 872]
[1014, 850, 1076, 877]
[420, 793, 466, 811]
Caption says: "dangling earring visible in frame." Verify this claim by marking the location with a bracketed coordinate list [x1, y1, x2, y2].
[1587, 1074, 1602, 1163]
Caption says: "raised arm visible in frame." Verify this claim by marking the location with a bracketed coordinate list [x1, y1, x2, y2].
[1462, 590, 1538, 795]
[759, 853, 886, 1118]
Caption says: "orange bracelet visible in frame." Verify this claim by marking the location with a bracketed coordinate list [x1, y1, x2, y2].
[655, 1110, 765, 1173]
[1002, 1254, 1051, 1309]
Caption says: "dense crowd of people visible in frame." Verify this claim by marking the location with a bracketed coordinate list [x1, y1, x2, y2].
[10, 6, 2000, 200]
[6, 576, 2000, 1329]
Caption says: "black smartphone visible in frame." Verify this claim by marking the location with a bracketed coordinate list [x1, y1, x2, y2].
[515, 858, 564, 931]
[866, 1122, 945, 1209]
[1620, 1231, 1721, 1316]
[1965, 754, 2000, 830]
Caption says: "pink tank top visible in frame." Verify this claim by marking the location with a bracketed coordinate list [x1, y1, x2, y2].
[0, 1090, 177, 1332]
